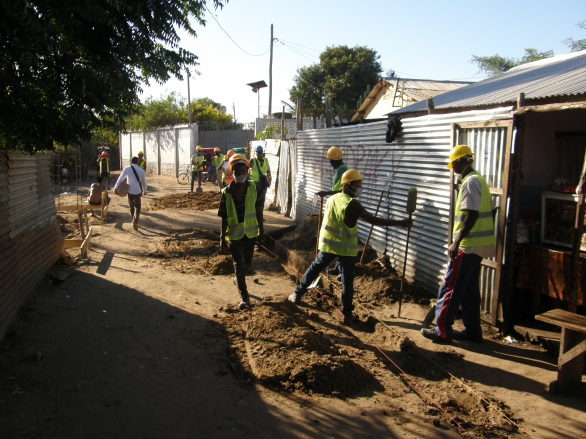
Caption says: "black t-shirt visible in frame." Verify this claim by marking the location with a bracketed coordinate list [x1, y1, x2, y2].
[217, 181, 263, 222]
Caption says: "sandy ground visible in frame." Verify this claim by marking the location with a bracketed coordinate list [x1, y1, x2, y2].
[0, 174, 585, 439]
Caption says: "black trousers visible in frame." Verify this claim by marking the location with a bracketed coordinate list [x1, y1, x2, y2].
[229, 235, 256, 301]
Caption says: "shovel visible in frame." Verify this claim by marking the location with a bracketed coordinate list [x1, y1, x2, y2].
[398, 188, 417, 318]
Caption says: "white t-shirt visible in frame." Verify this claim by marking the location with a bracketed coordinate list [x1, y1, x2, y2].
[459, 175, 496, 258]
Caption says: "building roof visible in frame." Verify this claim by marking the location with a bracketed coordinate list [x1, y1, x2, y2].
[351, 78, 471, 122]
[390, 50, 586, 116]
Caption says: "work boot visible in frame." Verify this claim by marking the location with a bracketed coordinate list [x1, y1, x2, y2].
[287, 292, 302, 304]
[421, 328, 452, 344]
[343, 312, 359, 325]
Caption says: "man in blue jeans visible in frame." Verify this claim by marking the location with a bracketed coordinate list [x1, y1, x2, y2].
[421, 145, 495, 344]
[288, 169, 411, 324]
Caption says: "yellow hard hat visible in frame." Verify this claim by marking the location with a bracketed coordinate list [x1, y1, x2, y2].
[214, 147, 220, 153]
[341, 169, 363, 186]
[326, 146, 342, 160]
[228, 154, 250, 172]
[196, 145, 203, 151]
[447, 145, 474, 169]
[138, 151, 144, 156]
[226, 149, 235, 158]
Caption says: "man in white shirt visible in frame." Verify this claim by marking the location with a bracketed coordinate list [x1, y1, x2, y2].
[114, 156, 148, 231]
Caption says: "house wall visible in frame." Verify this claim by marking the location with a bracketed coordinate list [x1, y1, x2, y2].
[519, 110, 586, 220]
[199, 130, 252, 153]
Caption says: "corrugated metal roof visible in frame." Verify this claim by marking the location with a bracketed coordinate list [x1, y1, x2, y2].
[391, 50, 586, 115]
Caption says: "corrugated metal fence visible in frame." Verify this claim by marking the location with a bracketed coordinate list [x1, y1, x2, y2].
[0, 151, 62, 340]
[287, 108, 513, 293]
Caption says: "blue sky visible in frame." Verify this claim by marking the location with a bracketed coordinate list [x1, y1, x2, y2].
[140, 0, 586, 123]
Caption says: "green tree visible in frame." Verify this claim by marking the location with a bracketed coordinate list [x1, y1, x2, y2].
[289, 45, 382, 121]
[289, 65, 325, 120]
[564, 20, 586, 51]
[471, 48, 554, 77]
[0, 0, 228, 153]
[126, 94, 234, 131]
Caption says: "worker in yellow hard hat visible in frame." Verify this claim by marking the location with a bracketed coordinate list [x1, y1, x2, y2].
[288, 169, 412, 325]
[421, 145, 495, 345]
[211, 147, 224, 189]
[137, 151, 146, 171]
[218, 154, 264, 310]
[190, 145, 205, 192]
[316, 146, 349, 197]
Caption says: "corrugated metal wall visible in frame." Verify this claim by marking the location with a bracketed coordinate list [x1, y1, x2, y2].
[0, 151, 62, 340]
[291, 107, 513, 292]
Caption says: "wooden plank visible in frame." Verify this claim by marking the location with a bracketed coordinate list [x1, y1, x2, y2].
[80, 227, 92, 258]
[63, 239, 83, 249]
[535, 309, 586, 334]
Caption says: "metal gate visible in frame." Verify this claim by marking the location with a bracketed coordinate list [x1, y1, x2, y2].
[451, 120, 514, 325]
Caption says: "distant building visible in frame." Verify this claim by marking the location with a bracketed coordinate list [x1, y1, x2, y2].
[351, 77, 472, 122]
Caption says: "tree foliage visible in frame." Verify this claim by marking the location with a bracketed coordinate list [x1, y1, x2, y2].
[471, 48, 554, 77]
[0, 0, 228, 153]
[290, 45, 382, 121]
[564, 20, 586, 52]
[125, 94, 234, 131]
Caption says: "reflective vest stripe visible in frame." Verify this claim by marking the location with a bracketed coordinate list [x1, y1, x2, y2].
[453, 171, 495, 248]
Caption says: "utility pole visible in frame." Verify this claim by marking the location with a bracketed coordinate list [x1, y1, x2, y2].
[268, 24, 273, 118]
[187, 70, 192, 125]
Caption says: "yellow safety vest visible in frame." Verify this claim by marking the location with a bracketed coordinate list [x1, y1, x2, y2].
[318, 193, 360, 256]
[249, 158, 269, 183]
[223, 182, 259, 241]
[212, 155, 224, 168]
[99, 158, 110, 174]
[191, 155, 204, 172]
[454, 171, 495, 248]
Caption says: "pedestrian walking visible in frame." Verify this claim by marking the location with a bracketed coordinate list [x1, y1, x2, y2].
[218, 154, 264, 310]
[114, 156, 147, 231]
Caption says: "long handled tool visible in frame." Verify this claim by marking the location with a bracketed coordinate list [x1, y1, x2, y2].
[315, 194, 324, 256]
[359, 191, 385, 265]
[398, 188, 417, 318]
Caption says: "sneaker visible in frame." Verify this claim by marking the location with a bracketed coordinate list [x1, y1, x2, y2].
[238, 298, 250, 310]
[133, 222, 138, 231]
[343, 312, 359, 325]
[421, 328, 452, 344]
[453, 330, 484, 343]
[287, 292, 302, 304]
[421, 305, 436, 329]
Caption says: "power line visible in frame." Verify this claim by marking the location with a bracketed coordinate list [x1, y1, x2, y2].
[275, 39, 318, 63]
[204, 5, 270, 57]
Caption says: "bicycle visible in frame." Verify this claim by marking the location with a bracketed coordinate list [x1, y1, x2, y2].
[177, 166, 191, 185]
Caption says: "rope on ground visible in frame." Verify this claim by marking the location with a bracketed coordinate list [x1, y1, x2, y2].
[258, 238, 531, 437]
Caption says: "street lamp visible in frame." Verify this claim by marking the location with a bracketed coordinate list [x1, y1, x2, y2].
[247, 80, 267, 119]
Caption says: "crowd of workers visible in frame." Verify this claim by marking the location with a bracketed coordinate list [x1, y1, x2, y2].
[95, 143, 494, 339]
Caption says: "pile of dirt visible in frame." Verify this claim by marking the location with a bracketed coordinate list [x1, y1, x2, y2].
[146, 192, 220, 211]
[224, 298, 384, 396]
[149, 228, 284, 276]
[222, 297, 522, 437]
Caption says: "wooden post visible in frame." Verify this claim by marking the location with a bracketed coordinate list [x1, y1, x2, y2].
[568, 150, 586, 313]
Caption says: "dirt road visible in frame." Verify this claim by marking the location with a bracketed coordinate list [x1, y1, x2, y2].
[0, 175, 584, 438]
